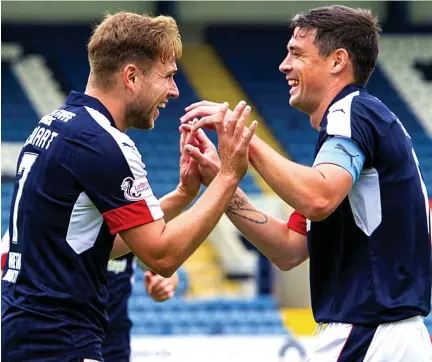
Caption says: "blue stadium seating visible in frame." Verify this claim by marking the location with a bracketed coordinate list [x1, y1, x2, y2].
[1, 182, 14, 235]
[1, 63, 40, 142]
[128, 293, 287, 335]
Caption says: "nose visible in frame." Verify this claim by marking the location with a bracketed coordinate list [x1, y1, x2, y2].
[169, 79, 179, 99]
[279, 54, 293, 74]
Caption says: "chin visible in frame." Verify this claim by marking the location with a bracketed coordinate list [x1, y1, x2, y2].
[139, 123, 154, 130]
[289, 96, 299, 109]
[130, 120, 154, 130]
[289, 96, 308, 114]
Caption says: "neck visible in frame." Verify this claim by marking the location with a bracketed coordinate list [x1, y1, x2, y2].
[85, 84, 127, 132]
[309, 81, 352, 131]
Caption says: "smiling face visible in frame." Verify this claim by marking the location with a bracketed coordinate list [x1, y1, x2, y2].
[124, 58, 179, 130]
[279, 27, 334, 115]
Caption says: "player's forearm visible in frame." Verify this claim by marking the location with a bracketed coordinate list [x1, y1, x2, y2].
[159, 188, 195, 222]
[156, 172, 239, 276]
[225, 188, 306, 269]
[249, 135, 331, 220]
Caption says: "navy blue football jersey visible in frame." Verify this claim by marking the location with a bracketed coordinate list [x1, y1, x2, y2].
[309, 84, 431, 325]
[1, 91, 164, 362]
[102, 253, 136, 362]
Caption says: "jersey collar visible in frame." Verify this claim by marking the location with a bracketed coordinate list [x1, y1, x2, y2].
[320, 83, 366, 126]
[66, 91, 117, 128]
[331, 83, 366, 107]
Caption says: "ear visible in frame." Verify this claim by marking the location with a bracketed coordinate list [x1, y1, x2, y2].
[330, 48, 349, 75]
[122, 64, 139, 92]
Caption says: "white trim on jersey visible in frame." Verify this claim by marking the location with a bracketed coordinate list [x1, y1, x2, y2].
[84, 106, 146, 179]
[66, 192, 104, 254]
[348, 168, 382, 236]
[84, 106, 163, 222]
[63, 105, 164, 253]
[326, 91, 360, 139]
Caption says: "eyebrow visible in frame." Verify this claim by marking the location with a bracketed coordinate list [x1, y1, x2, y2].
[288, 45, 302, 53]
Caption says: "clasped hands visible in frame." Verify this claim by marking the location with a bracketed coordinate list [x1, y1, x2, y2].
[176, 100, 258, 198]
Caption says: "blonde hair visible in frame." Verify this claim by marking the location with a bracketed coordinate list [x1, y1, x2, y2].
[88, 11, 182, 89]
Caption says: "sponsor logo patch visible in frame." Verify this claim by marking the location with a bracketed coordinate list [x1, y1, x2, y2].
[121, 176, 153, 201]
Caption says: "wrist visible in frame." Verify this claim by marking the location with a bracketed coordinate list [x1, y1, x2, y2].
[215, 171, 240, 190]
[175, 184, 198, 203]
[248, 135, 262, 168]
[248, 134, 259, 157]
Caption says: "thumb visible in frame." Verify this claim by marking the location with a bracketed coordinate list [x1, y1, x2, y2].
[185, 144, 199, 155]
[185, 145, 207, 164]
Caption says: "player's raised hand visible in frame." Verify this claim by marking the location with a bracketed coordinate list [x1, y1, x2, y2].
[177, 126, 201, 199]
[179, 123, 221, 187]
[180, 100, 234, 131]
[145, 270, 179, 302]
[212, 101, 258, 181]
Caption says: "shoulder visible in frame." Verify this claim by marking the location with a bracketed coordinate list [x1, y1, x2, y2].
[327, 91, 396, 138]
[71, 106, 146, 178]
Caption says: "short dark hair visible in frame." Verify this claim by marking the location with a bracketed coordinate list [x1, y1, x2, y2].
[291, 5, 381, 84]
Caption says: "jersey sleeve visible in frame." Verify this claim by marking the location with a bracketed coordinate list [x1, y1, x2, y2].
[67, 131, 164, 234]
[287, 210, 307, 236]
[324, 96, 377, 168]
[313, 137, 365, 183]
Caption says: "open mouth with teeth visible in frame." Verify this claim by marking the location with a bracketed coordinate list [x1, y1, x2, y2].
[157, 103, 166, 108]
[288, 79, 299, 87]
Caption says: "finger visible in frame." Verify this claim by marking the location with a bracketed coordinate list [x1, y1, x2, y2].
[196, 129, 215, 151]
[227, 101, 247, 136]
[195, 128, 211, 143]
[179, 124, 193, 133]
[210, 102, 229, 134]
[180, 109, 201, 124]
[190, 115, 216, 132]
[233, 105, 251, 140]
[184, 125, 197, 145]
[184, 122, 201, 148]
[149, 280, 168, 296]
[180, 106, 214, 124]
[184, 100, 208, 112]
[195, 130, 217, 157]
[147, 275, 165, 294]
[180, 128, 186, 153]
[192, 103, 229, 133]
[153, 283, 174, 297]
[241, 120, 258, 146]
[185, 144, 207, 162]
[151, 279, 171, 296]
[186, 146, 209, 166]
[154, 290, 175, 302]
[145, 271, 157, 292]
[184, 100, 217, 112]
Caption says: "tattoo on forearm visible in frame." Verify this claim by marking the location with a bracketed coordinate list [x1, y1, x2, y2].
[227, 193, 268, 224]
